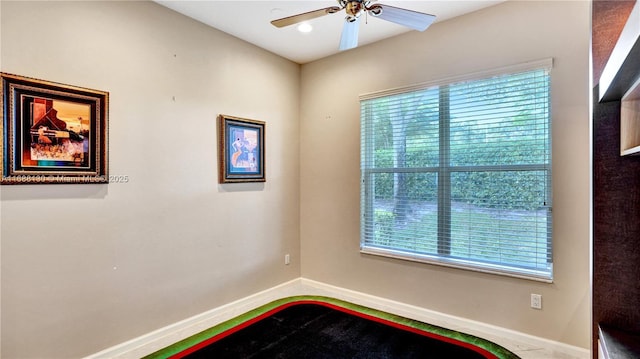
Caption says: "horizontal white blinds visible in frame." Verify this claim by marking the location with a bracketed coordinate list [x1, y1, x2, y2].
[360, 61, 552, 281]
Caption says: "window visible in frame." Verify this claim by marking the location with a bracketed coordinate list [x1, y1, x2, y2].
[360, 59, 552, 282]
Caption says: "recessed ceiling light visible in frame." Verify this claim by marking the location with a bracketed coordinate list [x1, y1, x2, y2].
[297, 22, 313, 33]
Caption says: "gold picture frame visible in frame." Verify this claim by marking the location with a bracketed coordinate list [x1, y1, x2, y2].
[1, 73, 108, 184]
[218, 114, 265, 183]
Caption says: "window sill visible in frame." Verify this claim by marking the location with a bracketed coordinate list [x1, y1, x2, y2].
[361, 246, 553, 283]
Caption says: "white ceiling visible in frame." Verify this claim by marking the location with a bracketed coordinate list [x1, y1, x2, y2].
[155, 1, 504, 64]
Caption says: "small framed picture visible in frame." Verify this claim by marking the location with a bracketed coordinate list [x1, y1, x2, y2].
[1, 73, 108, 184]
[218, 114, 265, 183]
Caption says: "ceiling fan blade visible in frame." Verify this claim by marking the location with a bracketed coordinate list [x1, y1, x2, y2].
[339, 18, 360, 51]
[374, 4, 436, 32]
[271, 6, 341, 28]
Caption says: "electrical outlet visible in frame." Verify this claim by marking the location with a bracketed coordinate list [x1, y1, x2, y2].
[530, 293, 542, 309]
[285, 254, 291, 265]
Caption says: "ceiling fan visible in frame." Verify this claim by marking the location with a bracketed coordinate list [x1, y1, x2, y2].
[271, 0, 436, 51]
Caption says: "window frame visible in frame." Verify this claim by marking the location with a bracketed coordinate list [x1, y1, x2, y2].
[359, 59, 554, 283]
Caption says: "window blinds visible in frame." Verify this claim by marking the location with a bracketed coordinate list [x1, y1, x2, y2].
[360, 59, 552, 281]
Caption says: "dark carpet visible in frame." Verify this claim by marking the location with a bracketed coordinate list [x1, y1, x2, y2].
[183, 303, 490, 358]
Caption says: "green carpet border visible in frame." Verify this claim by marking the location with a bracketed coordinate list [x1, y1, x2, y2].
[144, 295, 520, 359]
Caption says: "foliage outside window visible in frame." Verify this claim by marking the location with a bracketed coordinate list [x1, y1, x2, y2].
[360, 60, 553, 281]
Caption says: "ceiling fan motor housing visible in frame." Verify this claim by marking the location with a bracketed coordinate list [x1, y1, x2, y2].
[342, 0, 366, 22]
[340, 0, 384, 22]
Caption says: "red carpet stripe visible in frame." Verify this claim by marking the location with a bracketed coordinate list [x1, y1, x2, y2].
[170, 299, 499, 359]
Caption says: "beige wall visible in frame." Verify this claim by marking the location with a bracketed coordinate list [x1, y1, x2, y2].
[1, 0, 592, 357]
[0, 1, 301, 358]
[300, 0, 591, 349]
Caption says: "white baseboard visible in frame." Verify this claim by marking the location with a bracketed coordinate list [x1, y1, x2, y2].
[85, 277, 590, 359]
[297, 278, 590, 359]
[85, 279, 306, 359]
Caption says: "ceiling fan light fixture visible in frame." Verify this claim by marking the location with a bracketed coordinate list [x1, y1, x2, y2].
[367, 4, 383, 16]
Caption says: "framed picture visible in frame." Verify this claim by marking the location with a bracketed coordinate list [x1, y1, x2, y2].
[218, 114, 265, 183]
[1, 73, 108, 184]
